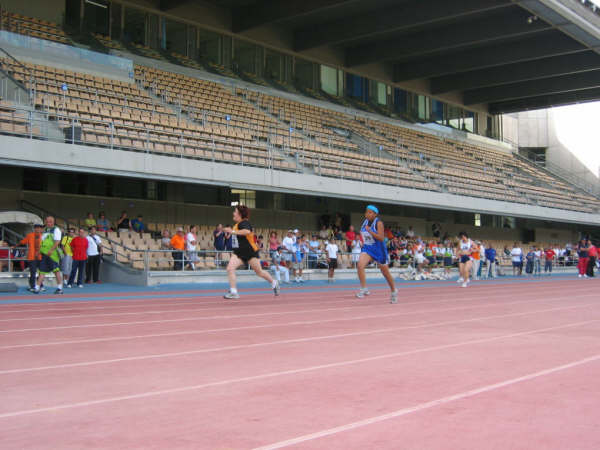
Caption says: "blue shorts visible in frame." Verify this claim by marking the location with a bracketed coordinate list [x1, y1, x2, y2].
[460, 255, 471, 264]
[512, 261, 523, 268]
[362, 247, 387, 265]
[443, 257, 453, 267]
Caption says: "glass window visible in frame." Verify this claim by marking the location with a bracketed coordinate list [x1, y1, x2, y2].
[377, 82, 386, 105]
[83, 0, 110, 35]
[22, 169, 47, 192]
[164, 19, 187, 55]
[123, 7, 146, 46]
[230, 189, 256, 208]
[417, 95, 429, 121]
[320, 65, 338, 96]
[110, 2, 122, 40]
[474, 213, 481, 227]
[233, 39, 258, 74]
[198, 29, 221, 64]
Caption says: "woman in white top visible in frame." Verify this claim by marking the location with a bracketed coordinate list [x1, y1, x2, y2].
[351, 237, 362, 268]
[457, 231, 475, 288]
[325, 240, 339, 283]
[510, 243, 523, 276]
[186, 225, 199, 270]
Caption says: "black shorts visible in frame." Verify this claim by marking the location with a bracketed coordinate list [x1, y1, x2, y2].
[443, 257, 453, 267]
[39, 254, 60, 274]
[328, 258, 338, 269]
[233, 250, 260, 264]
[460, 255, 471, 264]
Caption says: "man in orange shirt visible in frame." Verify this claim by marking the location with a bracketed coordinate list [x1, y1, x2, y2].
[170, 227, 186, 271]
[15, 224, 43, 292]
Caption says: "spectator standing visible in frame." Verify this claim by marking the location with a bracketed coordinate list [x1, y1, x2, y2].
[86, 226, 102, 283]
[34, 216, 64, 294]
[533, 247, 542, 276]
[511, 243, 523, 276]
[525, 248, 535, 275]
[544, 247, 555, 275]
[60, 228, 75, 282]
[84, 212, 96, 228]
[351, 237, 362, 268]
[586, 240, 596, 278]
[282, 230, 295, 269]
[345, 225, 357, 253]
[186, 225, 199, 270]
[484, 243, 496, 279]
[292, 235, 307, 283]
[96, 212, 110, 232]
[406, 226, 415, 238]
[325, 240, 339, 283]
[577, 239, 589, 278]
[67, 228, 88, 288]
[308, 234, 320, 269]
[318, 225, 329, 240]
[131, 215, 146, 233]
[213, 224, 226, 262]
[170, 227, 186, 271]
[15, 223, 43, 292]
[432, 222, 441, 239]
[116, 211, 131, 233]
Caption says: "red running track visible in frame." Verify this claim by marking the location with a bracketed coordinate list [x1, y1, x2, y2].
[1, 278, 599, 449]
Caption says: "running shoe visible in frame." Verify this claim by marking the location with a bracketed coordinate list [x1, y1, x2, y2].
[54, 288, 64, 295]
[273, 281, 280, 296]
[223, 292, 240, 299]
[40, 287, 46, 292]
[456, 277, 464, 283]
[461, 282, 468, 288]
[390, 290, 398, 304]
[66, 284, 73, 288]
[355, 289, 370, 299]
[78, 284, 83, 288]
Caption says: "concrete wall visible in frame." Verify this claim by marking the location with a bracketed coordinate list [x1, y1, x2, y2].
[1, 136, 599, 226]
[1, 0, 65, 25]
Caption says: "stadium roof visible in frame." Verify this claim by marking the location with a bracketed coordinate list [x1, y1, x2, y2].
[160, 0, 600, 114]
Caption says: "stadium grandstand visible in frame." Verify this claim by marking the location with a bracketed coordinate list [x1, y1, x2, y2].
[1, 0, 600, 448]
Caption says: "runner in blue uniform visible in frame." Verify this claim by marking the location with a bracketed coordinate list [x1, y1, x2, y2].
[356, 205, 398, 303]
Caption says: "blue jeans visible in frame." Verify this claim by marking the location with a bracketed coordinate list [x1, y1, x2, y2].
[68, 259, 86, 286]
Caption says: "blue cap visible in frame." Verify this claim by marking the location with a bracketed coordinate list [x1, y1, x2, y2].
[366, 205, 379, 214]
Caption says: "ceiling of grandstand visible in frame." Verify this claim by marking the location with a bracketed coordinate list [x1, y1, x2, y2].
[158, 0, 600, 114]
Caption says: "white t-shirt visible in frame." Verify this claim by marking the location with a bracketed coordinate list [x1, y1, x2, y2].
[325, 243, 339, 259]
[87, 235, 101, 256]
[282, 236, 295, 252]
[186, 232, 197, 251]
[511, 247, 522, 262]
[351, 241, 362, 254]
[42, 226, 62, 243]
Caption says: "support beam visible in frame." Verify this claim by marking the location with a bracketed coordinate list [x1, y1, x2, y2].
[463, 70, 600, 105]
[346, 9, 550, 67]
[294, 0, 512, 51]
[393, 31, 585, 82]
[489, 87, 600, 114]
[232, 0, 356, 33]
[430, 51, 600, 94]
[159, 0, 190, 11]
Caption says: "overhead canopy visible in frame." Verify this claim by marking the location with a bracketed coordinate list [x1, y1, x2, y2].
[0, 211, 42, 225]
[166, 0, 600, 114]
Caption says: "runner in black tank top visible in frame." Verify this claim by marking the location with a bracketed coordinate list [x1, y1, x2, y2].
[223, 205, 280, 299]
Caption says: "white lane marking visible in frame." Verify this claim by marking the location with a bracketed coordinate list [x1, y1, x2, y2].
[1, 316, 597, 419]
[0, 293, 595, 344]
[253, 353, 600, 449]
[0, 305, 595, 375]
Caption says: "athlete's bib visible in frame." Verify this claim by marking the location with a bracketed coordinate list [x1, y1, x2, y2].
[231, 234, 239, 249]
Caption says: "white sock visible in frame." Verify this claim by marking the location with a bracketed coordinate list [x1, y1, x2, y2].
[34, 284, 39, 290]
[57, 284, 63, 290]
[230, 288, 238, 294]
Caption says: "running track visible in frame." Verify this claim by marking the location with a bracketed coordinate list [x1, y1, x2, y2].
[1, 275, 599, 449]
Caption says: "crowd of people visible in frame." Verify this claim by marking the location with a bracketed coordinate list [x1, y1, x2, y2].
[3, 207, 597, 297]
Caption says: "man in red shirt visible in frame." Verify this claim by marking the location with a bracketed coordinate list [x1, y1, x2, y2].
[345, 225, 357, 253]
[543, 247, 555, 275]
[67, 228, 88, 288]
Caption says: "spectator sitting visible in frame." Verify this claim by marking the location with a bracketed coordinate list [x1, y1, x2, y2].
[406, 226, 415, 238]
[318, 225, 329, 240]
[116, 211, 131, 233]
[84, 212, 96, 228]
[270, 247, 290, 284]
[432, 222, 441, 238]
[131, 215, 146, 233]
[160, 229, 171, 250]
[308, 234, 320, 269]
[268, 231, 280, 259]
[186, 225, 198, 270]
[96, 211, 110, 232]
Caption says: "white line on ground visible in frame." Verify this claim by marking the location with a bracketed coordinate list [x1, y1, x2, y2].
[1, 316, 597, 419]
